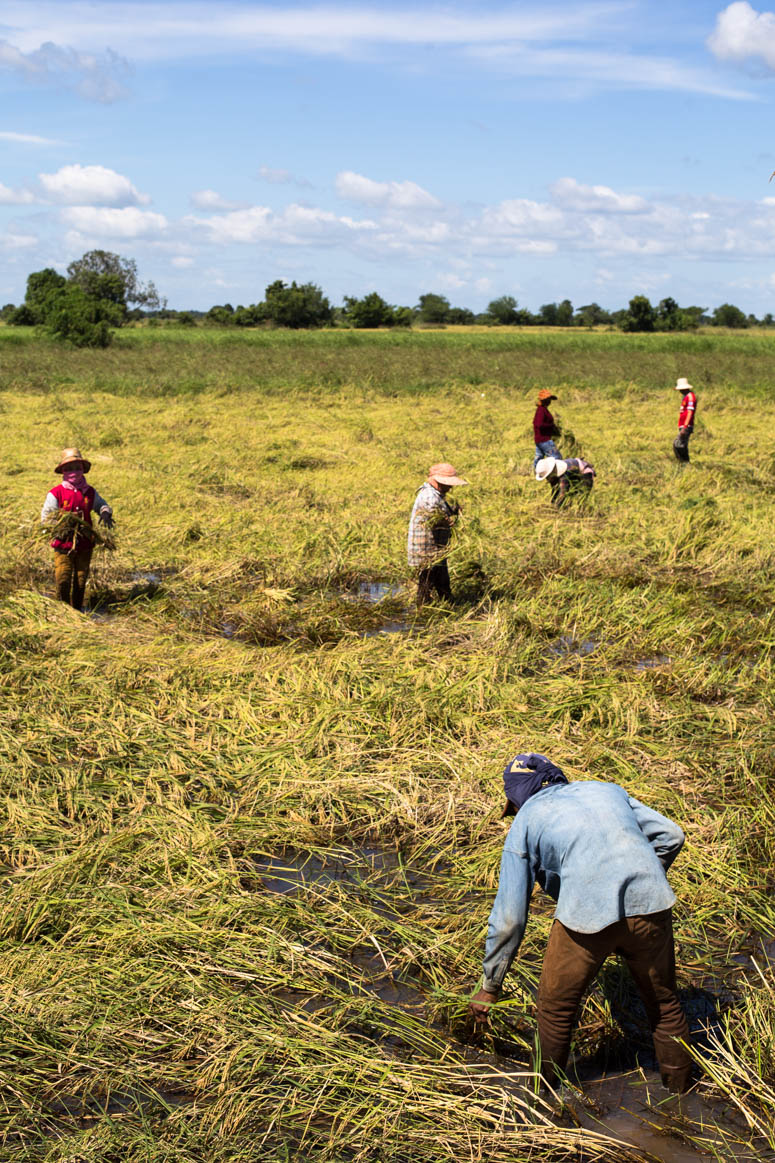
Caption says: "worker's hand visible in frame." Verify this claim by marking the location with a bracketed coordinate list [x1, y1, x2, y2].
[468, 988, 499, 1023]
[99, 510, 114, 528]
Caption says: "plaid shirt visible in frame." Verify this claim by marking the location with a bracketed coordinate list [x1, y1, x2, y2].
[407, 482, 458, 568]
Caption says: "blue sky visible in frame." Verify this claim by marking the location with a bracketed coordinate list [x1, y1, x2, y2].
[2, 1, 775, 312]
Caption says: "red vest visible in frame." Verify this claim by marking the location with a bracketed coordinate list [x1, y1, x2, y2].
[48, 483, 95, 551]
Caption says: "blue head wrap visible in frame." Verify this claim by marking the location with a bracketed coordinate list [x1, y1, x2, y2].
[502, 753, 568, 816]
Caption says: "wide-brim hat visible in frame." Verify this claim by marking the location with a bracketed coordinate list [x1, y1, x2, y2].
[55, 447, 91, 474]
[429, 462, 468, 487]
[535, 456, 567, 481]
[674, 377, 693, 392]
[537, 389, 557, 402]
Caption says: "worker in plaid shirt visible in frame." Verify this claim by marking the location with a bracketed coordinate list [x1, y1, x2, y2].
[407, 462, 468, 607]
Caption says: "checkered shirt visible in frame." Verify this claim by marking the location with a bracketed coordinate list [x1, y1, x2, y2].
[407, 482, 457, 568]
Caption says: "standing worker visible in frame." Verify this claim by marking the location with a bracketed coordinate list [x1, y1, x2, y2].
[535, 455, 595, 507]
[407, 462, 467, 607]
[41, 448, 113, 612]
[468, 753, 693, 1092]
[533, 389, 561, 467]
[673, 377, 697, 463]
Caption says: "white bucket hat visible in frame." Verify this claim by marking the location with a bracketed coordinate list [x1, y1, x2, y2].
[675, 377, 693, 392]
[535, 456, 568, 481]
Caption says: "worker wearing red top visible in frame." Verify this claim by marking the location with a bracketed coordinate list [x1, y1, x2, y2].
[673, 377, 697, 463]
[533, 388, 561, 467]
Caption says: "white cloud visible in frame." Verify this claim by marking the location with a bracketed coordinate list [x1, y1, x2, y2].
[60, 205, 167, 238]
[171, 255, 195, 268]
[39, 164, 150, 206]
[336, 170, 441, 210]
[1, 231, 37, 248]
[0, 36, 130, 102]
[551, 177, 647, 214]
[186, 202, 377, 245]
[190, 189, 248, 211]
[0, 130, 63, 145]
[257, 165, 311, 187]
[708, 2, 775, 71]
[0, 182, 36, 204]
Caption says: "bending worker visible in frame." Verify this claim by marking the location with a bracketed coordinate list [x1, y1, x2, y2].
[535, 455, 595, 507]
[673, 377, 697, 463]
[469, 753, 693, 1092]
[41, 447, 113, 611]
[407, 462, 467, 607]
[532, 388, 561, 467]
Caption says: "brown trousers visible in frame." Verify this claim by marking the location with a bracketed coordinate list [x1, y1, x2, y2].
[536, 910, 692, 1091]
[54, 545, 93, 611]
[416, 560, 452, 607]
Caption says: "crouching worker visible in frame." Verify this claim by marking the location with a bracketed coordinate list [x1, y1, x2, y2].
[407, 462, 468, 607]
[535, 455, 595, 507]
[468, 753, 693, 1092]
[41, 448, 113, 611]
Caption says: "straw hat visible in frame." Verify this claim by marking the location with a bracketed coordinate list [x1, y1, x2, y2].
[537, 388, 557, 403]
[55, 447, 91, 474]
[674, 377, 693, 392]
[428, 462, 468, 487]
[535, 456, 568, 481]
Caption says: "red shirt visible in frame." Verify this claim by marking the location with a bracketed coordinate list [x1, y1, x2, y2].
[678, 391, 696, 430]
[533, 404, 556, 443]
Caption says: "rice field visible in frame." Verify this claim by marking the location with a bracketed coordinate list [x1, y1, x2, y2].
[1, 327, 774, 1161]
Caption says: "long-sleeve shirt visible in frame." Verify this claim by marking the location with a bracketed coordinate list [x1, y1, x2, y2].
[41, 481, 111, 523]
[481, 780, 684, 993]
[407, 482, 458, 568]
[678, 391, 697, 430]
[533, 404, 557, 443]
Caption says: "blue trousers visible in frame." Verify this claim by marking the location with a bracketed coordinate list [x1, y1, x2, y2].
[534, 440, 560, 467]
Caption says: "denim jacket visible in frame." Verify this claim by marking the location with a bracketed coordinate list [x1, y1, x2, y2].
[482, 781, 684, 993]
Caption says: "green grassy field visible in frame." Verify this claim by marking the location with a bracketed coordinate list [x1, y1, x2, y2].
[1, 328, 774, 1161]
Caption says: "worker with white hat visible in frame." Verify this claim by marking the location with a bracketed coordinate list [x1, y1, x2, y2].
[673, 377, 697, 463]
[40, 448, 113, 611]
[535, 455, 595, 507]
[407, 462, 468, 606]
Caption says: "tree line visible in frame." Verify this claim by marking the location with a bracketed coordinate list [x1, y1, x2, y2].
[2, 251, 772, 346]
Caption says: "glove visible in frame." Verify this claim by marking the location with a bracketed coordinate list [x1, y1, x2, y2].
[99, 509, 114, 528]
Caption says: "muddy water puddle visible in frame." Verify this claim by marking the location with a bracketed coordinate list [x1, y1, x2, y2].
[253, 845, 441, 901]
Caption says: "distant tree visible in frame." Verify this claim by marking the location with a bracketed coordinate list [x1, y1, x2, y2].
[45, 284, 115, 347]
[0, 303, 14, 321]
[555, 299, 573, 326]
[621, 295, 656, 332]
[712, 302, 748, 328]
[747, 313, 759, 327]
[416, 293, 450, 324]
[343, 292, 395, 328]
[7, 304, 36, 326]
[177, 311, 197, 327]
[233, 304, 263, 327]
[656, 297, 680, 331]
[392, 306, 415, 328]
[538, 302, 559, 326]
[262, 280, 333, 329]
[24, 268, 66, 323]
[206, 304, 236, 326]
[762, 312, 774, 327]
[67, 250, 162, 321]
[446, 307, 475, 325]
[487, 295, 520, 325]
[575, 302, 611, 327]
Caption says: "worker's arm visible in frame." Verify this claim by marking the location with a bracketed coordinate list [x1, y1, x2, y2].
[628, 796, 685, 871]
[40, 491, 59, 523]
[470, 845, 535, 1018]
[92, 489, 113, 525]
